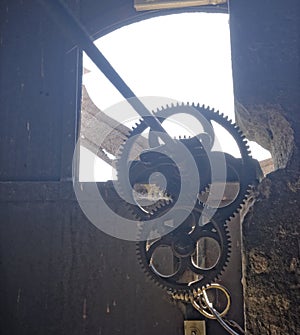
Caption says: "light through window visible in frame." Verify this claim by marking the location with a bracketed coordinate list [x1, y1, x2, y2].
[80, 13, 271, 181]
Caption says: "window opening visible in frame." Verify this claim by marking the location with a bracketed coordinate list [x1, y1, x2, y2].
[80, 12, 271, 182]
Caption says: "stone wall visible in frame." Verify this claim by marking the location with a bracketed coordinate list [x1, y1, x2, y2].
[230, 0, 300, 333]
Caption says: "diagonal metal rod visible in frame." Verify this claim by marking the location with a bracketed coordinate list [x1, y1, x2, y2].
[36, 0, 175, 145]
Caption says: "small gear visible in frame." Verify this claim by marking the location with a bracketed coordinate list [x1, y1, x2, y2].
[136, 203, 231, 293]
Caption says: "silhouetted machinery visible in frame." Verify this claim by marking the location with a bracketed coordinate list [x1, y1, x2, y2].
[38, 1, 262, 333]
[114, 103, 261, 334]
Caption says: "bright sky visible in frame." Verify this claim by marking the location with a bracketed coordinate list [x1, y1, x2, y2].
[80, 12, 271, 181]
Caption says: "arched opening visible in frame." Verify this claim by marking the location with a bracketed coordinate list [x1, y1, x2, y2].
[79, 12, 271, 182]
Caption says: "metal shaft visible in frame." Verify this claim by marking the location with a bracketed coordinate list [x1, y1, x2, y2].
[36, 0, 174, 145]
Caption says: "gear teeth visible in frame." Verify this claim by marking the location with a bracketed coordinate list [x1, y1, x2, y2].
[115, 101, 257, 294]
[228, 193, 251, 219]
[124, 201, 140, 221]
[136, 243, 165, 290]
[136, 212, 231, 293]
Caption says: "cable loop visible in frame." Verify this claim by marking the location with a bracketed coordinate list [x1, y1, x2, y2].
[191, 283, 231, 319]
[172, 283, 244, 335]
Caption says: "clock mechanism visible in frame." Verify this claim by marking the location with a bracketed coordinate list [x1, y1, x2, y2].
[37, 2, 263, 331]
[115, 102, 262, 295]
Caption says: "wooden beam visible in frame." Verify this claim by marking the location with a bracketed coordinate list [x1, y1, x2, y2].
[134, 0, 227, 11]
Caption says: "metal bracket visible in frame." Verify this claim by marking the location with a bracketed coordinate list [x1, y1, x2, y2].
[184, 320, 206, 335]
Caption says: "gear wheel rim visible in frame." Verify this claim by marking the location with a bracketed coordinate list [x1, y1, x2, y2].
[115, 102, 255, 222]
[136, 205, 231, 293]
[151, 103, 255, 221]
[113, 102, 258, 293]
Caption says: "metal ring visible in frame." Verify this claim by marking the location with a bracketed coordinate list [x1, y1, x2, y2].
[191, 283, 231, 319]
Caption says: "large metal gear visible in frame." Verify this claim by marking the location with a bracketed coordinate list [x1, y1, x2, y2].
[116, 103, 261, 220]
[115, 102, 262, 293]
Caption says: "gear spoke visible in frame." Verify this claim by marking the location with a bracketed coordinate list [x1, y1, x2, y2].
[151, 257, 189, 282]
[187, 257, 213, 275]
[189, 222, 221, 242]
[145, 238, 171, 260]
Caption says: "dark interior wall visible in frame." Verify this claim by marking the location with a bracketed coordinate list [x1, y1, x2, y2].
[230, 0, 300, 105]
[0, 182, 184, 335]
[230, 0, 300, 166]
[0, 0, 81, 181]
[0, 1, 227, 335]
